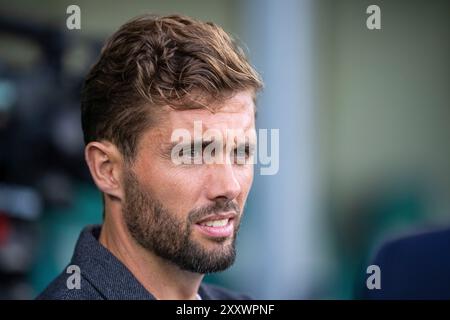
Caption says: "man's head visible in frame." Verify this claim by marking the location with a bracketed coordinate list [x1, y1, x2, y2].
[82, 14, 262, 274]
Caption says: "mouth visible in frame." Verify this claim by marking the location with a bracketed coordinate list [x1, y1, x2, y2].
[194, 213, 236, 239]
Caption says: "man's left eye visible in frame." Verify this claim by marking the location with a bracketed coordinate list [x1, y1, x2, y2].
[181, 148, 201, 159]
[190, 149, 202, 158]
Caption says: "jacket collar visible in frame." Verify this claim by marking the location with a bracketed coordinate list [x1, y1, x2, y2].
[71, 225, 212, 300]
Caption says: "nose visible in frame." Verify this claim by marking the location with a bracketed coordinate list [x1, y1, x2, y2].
[205, 163, 241, 202]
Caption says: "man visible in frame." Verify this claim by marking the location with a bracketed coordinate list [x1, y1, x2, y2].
[38, 14, 262, 300]
[362, 227, 450, 299]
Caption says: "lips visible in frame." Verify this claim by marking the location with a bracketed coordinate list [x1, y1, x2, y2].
[194, 213, 236, 238]
[196, 212, 236, 225]
[199, 218, 230, 227]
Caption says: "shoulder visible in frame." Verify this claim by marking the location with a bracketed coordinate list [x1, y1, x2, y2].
[199, 283, 252, 300]
[36, 268, 103, 300]
[364, 227, 450, 299]
[374, 227, 450, 265]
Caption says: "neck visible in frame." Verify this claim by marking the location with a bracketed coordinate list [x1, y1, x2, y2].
[99, 200, 203, 300]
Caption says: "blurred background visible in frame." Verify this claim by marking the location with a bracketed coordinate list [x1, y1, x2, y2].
[0, 0, 449, 299]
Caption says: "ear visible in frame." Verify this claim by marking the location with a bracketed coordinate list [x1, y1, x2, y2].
[85, 141, 125, 201]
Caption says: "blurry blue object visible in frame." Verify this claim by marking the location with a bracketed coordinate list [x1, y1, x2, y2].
[363, 227, 450, 299]
[0, 183, 42, 220]
[0, 80, 17, 112]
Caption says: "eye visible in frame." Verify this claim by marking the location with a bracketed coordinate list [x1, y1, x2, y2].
[189, 148, 199, 158]
[235, 147, 248, 158]
[179, 147, 201, 159]
[233, 145, 252, 163]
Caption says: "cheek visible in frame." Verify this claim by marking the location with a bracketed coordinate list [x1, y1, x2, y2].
[133, 158, 186, 205]
[147, 166, 205, 213]
[237, 166, 254, 198]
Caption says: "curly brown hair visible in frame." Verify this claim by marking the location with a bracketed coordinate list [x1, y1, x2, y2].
[81, 14, 262, 161]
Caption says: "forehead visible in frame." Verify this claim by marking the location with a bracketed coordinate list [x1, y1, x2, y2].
[164, 91, 256, 131]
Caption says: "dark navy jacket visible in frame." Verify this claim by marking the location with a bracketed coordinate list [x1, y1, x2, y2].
[363, 227, 450, 300]
[37, 225, 249, 300]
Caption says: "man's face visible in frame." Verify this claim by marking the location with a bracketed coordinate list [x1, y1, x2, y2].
[122, 90, 256, 274]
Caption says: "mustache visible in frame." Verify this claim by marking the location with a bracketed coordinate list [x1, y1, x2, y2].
[188, 200, 241, 223]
